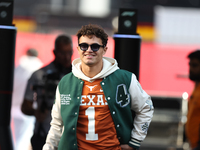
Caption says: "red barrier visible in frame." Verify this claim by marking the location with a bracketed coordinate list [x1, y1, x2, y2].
[15, 32, 200, 95]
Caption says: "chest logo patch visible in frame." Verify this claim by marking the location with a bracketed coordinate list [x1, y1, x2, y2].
[116, 84, 130, 107]
[86, 85, 97, 91]
[60, 94, 71, 105]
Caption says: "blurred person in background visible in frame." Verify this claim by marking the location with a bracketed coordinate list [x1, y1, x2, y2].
[185, 50, 200, 150]
[11, 48, 43, 150]
[43, 24, 154, 150]
[21, 35, 73, 150]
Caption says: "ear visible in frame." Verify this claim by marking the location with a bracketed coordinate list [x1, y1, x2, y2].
[53, 49, 56, 56]
[103, 46, 108, 55]
[77, 46, 81, 55]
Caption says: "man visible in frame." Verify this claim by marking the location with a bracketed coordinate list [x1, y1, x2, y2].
[43, 24, 154, 150]
[12, 48, 43, 150]
[21, 35, 73, 150]
[185, 50, 200, 150]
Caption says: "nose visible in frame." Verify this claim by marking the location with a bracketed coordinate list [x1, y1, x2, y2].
[86, 46, 93, 52]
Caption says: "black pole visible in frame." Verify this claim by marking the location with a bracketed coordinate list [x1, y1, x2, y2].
[114, 8, 141, 80]
[0, 25, 16, 150]
[0, 0, 16, 149]
[114, 34, 141, 80]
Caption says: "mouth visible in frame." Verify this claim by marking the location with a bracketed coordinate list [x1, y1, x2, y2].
[84, 54, 95, 58]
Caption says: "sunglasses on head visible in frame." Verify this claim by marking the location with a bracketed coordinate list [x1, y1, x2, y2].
[79, 43, 105, 52]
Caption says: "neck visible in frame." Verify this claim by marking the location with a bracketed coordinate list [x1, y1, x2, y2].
[80, 62, 103, 78]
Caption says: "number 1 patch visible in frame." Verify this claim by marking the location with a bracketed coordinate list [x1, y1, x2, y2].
[116, 84, 130, 107]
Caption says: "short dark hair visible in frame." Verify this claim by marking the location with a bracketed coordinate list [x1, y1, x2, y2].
[76, 24, 108, 46]
[188, 50, 200, 61]
[26, 48, 38, 57]
[55, 35, 72, 50]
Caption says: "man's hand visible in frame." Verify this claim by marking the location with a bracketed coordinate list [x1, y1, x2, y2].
[121, 144, 136, 150]
[21, 99, 35, 115]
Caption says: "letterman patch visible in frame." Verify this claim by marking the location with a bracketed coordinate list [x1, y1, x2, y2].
[116, 84, 130, 107]
[60, 94, 71, 105]
[146, 99, 154, 111]
[141, 122, 149, 133]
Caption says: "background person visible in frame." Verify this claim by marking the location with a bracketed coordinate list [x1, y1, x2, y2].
[11, 48, 43, 150]
[21, 35, 73, 150]
[185, 50, 200, 150]
[43, 24, 154, 150]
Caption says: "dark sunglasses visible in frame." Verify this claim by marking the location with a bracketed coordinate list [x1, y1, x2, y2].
[79, 43, 105, 52]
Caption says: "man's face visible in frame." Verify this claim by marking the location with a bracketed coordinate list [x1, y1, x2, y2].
[189, 58, 200, 81]
[77, 35, 107, 68]
[54, 44, 72, 68]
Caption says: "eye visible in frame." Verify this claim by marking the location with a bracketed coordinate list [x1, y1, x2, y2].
[79, 43, 88, 50]
[91, 44, 100, 50]
[81, 44, 88, 49]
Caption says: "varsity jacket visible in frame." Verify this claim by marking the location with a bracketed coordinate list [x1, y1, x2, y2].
[43, 57, 154, 150]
